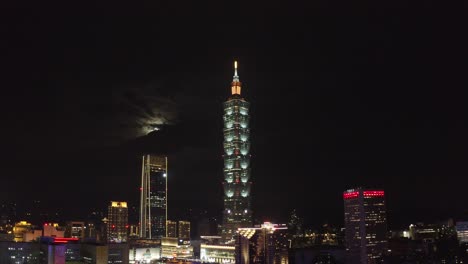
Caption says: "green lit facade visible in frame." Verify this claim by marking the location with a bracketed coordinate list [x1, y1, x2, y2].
[221, 62, 252, 241]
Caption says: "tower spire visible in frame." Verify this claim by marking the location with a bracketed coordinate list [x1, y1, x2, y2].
[231, 60, 241, 95]
[234, 61, 239, 80]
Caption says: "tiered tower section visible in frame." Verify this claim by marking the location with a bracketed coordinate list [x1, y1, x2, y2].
[221, 61, 252, 241]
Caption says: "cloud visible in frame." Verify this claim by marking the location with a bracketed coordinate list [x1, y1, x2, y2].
[112, 82, 179, 139]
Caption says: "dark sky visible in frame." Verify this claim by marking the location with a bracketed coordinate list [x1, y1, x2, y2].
[1, 0, 467, 229]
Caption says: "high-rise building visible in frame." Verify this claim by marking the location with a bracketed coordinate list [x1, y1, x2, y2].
[139, 155, 168, 239]
[236, 222, 289, 264]
[167, 220, 177, 238]
[343, 188, 388, 264]
[0, 202, 16, 228]
[178, 221, 191, 240]
[107, 201, 128, 243]
[221, 61, 252, 242]
[456, 221, 468, 244]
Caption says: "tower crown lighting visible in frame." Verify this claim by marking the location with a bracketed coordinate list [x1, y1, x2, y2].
[231, 61, 241, 95]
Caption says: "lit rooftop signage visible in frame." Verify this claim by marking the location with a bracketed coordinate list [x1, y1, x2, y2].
[343, 192, 359, 199]
[343, 190, 385, 199]
[53, 237, 79, 244]
[363, 191, 384, 197]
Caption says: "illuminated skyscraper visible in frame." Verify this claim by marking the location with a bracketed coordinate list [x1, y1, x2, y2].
[107, 201, 128, 243]
[221, 61, 252, 241]
[343, 188, 388, 264]
[139, 155, 168, 239]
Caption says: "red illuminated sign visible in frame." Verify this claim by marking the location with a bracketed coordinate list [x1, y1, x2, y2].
[363, 190, 384, 197]
[53, 237, 79, 244]
[343, 192, 359, 199]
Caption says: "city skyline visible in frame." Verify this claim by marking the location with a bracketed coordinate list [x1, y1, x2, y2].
[1, 0, 467, 230]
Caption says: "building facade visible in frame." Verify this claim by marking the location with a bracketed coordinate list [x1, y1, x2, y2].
[343, 188, 387, 264]
[65, 221, 85, 239]
[167, 220, 177, 238]
[0, 203, 16, 230]
[0, 241, 40, 264]
[12, 221, 32, 242]
[178, 221, 190, 240]
[221, 61, 252, 242]
[107, 243, 129, 264]
[107, 201, 128, 243]
[456, 221, 468, 244]
[200, 244, 235, 263]
[236, 222, 289, 264]
[139, 155, 168, 239]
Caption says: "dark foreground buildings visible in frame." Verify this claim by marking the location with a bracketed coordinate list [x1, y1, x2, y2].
[235, 222, 289, 264]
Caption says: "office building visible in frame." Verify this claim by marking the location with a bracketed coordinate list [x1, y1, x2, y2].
[84, 222, 97, 240]
[108, 243, 129, 264]
[107, 201, 128, 243]
[65, 221, 85, 239]
[408, 223, 439, 242]
[43, 223, 65, 237]
[0, 203, 16, 228]
[178, 221, 190, 240]
[139, 155, 168, 239]
[161, 237, 194, 259]
[81, 243, 108, 264]
[200, 244, 235, 263]
[21, 223, 65, 242]
[343, 188, 387, 264]
[0, 241, 40, 264]
[167, 220, 177, 238]
[128, 224, 139, 239]
[12, 221, 32, 242]
[236, 222, 289, 264]
[221, 61, 252, 242]
[39, 237, 79, 264]
[456, 221, 468, 244]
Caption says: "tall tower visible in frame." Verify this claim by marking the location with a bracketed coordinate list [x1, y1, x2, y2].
[221, 61, 252, 242]
[107, 201, 128, 243]
[343, 188, 388, 264]
[139, 155, 168, 239]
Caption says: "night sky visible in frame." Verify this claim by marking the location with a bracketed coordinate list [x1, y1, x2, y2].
[1, 1, 467, 229]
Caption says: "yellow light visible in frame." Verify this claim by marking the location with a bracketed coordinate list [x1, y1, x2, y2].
[234, 61, 237, 69]
[111, 201, 128, 208]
